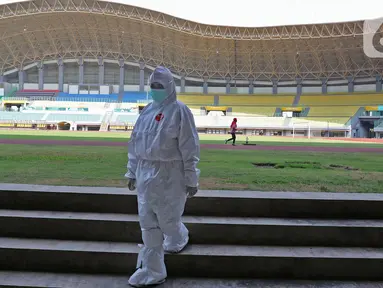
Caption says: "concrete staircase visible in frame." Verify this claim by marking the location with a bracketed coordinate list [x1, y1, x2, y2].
[274, 107, 282, 117]
[99, 111, 113, 132]
[301, 107, 310, 117]
[0, 184, 383, 287]
[14, 90, 57, 100]
[293, 93, 301, 106]
[374, 118, 383, 130]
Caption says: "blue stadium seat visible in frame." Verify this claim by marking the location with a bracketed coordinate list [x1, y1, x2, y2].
[57, 92, 118, 102]
[56, 92, 149, 102]
[122, 92, 148, 102]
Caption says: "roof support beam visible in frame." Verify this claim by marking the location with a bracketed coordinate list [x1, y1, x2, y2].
[98, 56, 104, 86]
[376, 75, 382, 92]
[37, 61, 44, 90]
[18, 69, 25, 90]
[119, 58, 124, 94]
[139, 61, 145, 92]
[58, 58, 64, 92]
[78, 56, 84, 85]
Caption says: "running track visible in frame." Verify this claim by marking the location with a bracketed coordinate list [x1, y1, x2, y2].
[1, 138, 383, 153]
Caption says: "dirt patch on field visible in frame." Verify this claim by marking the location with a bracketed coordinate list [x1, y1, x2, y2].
[252, 163, 278, 168]
[329, 164, 359, 171]
[252, 161, 360, 171]
[200, 177, 249, 190]
[348, 171, 383, 181]
[30, 175, 250, 190]
[32, 178, 128, 187]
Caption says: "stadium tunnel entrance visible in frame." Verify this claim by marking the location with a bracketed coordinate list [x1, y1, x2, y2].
[357, 118, 376, 138]
[57, 121, 71, 131]
[3, 103, 23, 112]
[56, 122, 100, 131]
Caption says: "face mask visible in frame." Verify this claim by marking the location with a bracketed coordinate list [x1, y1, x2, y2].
[150, 89, 167, 103]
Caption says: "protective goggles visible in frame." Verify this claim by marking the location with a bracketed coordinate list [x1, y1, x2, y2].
[150, 82, 164, 89]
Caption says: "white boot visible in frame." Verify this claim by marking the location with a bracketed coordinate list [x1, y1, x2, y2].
[128, 246, 167, 287]
[164, 235, 189, 254]
[163, 222, 189, 254]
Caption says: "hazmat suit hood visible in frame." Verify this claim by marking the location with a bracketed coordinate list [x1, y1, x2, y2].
[148, 66, 177, 105]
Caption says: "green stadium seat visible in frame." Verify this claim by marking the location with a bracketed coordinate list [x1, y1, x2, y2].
[45, 113, 101, 122]
[0, 112, 45, 121]
[115, 115, 139, 123]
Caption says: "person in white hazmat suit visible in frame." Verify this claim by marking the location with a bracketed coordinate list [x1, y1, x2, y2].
[125, 66, 200, 287]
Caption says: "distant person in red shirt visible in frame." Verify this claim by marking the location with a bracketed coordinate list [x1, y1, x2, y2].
[225, 118, 238, 146]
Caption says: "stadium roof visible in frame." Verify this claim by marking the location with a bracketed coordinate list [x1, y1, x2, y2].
[0, 0, 382, 81]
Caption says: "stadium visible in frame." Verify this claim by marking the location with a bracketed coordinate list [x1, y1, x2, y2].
[0, 1, 383, 287]
[0, 0, 382, 138]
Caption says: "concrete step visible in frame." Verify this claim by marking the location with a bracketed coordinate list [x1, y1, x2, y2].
[1, 184, 383, 219]
[0, 237, 383, 280]
[1, 271, 383, 288]
[1, 210, 383, 247]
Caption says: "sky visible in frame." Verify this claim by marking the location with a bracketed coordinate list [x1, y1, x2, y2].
[0, 0, 382, 27]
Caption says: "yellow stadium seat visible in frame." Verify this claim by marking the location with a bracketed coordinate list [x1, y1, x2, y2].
[305, 106, 360, 124]
[219, 95, 295, 106]
[178, 95, 215, 107]
[219, 95, 294, 116]
[299, 93, 383, 123]
[299, 94, 383, 106]
[178, 94, 294, 115]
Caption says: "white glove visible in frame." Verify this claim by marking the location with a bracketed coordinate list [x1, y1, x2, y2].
[186, 186, 198, 198]
[127, 178, 136, 191]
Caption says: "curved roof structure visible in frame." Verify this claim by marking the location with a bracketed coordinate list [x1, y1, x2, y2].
[0, 0, 382, 81]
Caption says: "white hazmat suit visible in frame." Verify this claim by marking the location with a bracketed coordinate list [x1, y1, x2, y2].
[125, 66, 200, 287]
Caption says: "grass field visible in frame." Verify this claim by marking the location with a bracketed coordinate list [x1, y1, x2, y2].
[1, 130, 383, 193]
